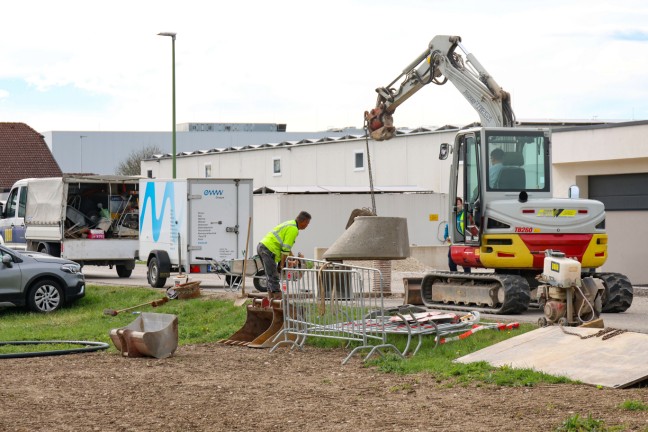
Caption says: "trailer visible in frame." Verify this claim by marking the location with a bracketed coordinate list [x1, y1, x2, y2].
[139, 178, 253, 288]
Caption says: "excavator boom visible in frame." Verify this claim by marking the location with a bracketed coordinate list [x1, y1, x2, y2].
[365, 35, 515, 140]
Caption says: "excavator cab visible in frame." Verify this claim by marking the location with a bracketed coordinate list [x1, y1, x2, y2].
[445, 127, 552, 270]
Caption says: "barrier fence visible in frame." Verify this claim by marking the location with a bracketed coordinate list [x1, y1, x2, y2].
[269, 258, 482, 364]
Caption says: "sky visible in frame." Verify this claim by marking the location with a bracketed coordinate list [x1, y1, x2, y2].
[1, 0, 648, 133]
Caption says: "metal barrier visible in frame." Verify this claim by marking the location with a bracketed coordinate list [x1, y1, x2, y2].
[269, 258, 482, 364]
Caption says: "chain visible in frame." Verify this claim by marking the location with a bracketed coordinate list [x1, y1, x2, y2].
[559, 325, 626, 340]
[363, 122, 377, 215]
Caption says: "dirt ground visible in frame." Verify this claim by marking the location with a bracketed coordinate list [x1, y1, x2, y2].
[3, 342, 648, 432]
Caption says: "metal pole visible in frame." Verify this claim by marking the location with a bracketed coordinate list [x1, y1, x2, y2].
[171, 36, 176, 179]
[158, 32, 177, 179]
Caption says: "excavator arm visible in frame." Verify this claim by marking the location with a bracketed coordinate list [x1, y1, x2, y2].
[365, 35, 516, 141]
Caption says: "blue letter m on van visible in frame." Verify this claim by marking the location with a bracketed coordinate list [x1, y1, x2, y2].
[140, 182, 175, 242]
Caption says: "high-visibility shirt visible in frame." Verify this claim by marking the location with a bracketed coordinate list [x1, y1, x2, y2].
[260, 219, 299, 262]
[443, 211, 466, 240]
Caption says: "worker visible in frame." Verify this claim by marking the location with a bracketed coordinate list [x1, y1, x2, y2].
[489, 148, 504, 188]
[257, 211, 312, 299]
[443, 197, 471, 273]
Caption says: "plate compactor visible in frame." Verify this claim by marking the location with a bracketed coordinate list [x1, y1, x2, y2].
[536, 250, 604, 328]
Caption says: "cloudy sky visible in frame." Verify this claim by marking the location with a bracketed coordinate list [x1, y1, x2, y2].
[1, 0, 647, 133]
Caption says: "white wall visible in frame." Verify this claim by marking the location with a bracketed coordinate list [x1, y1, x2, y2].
[142, 130, 457, 192]
[252, 192, 447, 259]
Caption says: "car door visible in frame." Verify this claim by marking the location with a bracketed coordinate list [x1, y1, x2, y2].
[0, 248, 23, 296]
[0, 185, 27, 247]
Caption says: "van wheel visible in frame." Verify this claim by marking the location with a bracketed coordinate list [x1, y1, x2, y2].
[116, 265, 132, 278]
[147, 258, 167, 288]
[38, 243, 61, 257]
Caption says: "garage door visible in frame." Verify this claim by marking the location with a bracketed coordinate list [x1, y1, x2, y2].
[589, 173, 648, 285]
[589, 173, 648, 210]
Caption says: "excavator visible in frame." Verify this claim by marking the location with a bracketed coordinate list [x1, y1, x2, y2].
[365, 35, 633, 315]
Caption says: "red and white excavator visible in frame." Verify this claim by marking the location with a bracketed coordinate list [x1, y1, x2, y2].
[365, 35, 632, 315]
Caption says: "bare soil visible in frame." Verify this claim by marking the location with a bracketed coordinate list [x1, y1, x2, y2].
[3, 342, 648, 432]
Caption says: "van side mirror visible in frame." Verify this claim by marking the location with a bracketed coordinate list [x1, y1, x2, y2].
[2, 254, 12, 267]
[439, 143, 451, 160]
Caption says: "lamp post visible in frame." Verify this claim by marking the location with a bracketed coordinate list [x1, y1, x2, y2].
[158, 32, 177, 178]
[79, 135, 87, 172]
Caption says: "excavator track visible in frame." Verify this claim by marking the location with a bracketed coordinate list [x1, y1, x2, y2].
[420, 272, 530, 315]
[594, 272, 634, 313]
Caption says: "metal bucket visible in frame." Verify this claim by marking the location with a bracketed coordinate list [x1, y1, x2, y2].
[109, 312, 178, 359]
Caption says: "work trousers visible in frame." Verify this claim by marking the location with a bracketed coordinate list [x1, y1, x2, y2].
[257, 243, 280, 293]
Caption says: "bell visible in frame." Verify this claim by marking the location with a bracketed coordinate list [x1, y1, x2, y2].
[323, 216, 410, 261]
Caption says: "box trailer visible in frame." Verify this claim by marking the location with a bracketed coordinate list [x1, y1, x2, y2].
[1, 175, 141, 277]
[139, 178, 253, 287]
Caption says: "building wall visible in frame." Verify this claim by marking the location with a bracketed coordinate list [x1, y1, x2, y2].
[143, 131, 457, 192]
[253, 192, 447, 260]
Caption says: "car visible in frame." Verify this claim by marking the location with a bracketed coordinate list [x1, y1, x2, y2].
[0, 245, 85, 313]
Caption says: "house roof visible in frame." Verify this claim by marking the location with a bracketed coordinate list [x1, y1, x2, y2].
[0, 123, 62, 191]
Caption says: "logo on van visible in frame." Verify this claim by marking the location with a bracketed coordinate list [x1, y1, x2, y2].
[139, 182, 175, 242]
[204, 189, 224, 196]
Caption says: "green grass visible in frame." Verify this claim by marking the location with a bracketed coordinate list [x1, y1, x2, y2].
[0, 285, 572, 387]
[619, 400, 648, 411]
[0, 285, 246, 354]
[554, 413, 623, 431]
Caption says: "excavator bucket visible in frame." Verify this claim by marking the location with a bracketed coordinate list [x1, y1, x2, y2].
[403, 277, 424, 305]
[109, 312, 179, 359]
[219, 298, 284, 347]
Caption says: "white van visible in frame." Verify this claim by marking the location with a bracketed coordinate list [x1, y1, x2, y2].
[0, 179, 28, 250]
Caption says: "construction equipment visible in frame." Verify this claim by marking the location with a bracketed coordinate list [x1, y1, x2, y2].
[218, 295, 286, 348]
[536, 250, 603, 327]
[366, 35, 632, 315]
[109, 312, 178, 358]
[103, 297, 168, 316]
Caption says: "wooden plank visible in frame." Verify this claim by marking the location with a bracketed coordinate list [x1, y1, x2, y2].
[456, 326, 648, 388]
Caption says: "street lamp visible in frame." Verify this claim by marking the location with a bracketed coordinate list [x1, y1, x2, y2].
[80, 135, 87, 172]
[158, 31, 177, 178]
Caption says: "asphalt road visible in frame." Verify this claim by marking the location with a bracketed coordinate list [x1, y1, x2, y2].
[82, 264, 648, 334]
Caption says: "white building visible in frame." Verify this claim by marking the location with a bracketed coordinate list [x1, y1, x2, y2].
[141, 121, 648, 284]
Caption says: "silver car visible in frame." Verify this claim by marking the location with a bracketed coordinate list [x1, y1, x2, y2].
[0, 245, 85, 313]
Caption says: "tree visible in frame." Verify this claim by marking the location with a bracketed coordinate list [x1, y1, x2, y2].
[115, 145, 163, 176]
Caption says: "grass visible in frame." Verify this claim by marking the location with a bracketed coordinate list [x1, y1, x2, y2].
[0, 285, 246, 354]
[554, 413, 623, 432]
[0, 284, 572, 387]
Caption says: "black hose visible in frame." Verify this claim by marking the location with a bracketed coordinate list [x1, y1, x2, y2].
[0, 340, 109, 359]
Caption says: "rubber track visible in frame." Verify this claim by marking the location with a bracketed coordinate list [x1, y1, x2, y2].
[595, 272, 633, 313]
[420, 272, 530, 315]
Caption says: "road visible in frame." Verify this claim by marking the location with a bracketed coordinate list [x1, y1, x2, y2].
[82, 264, 648, 334]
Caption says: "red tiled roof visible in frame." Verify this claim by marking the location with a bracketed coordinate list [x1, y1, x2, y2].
[0, 122, 62, 192]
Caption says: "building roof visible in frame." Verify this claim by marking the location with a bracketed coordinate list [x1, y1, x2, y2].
[254, 185, 432, 194]
[0, 123, 62, 192]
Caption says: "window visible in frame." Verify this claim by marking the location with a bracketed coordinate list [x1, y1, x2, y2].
[147, 170, 153, 179]
[485, 131, 549, 192]
[354, 151, 364, 170]
[18, 187, 27, 218]
[4, 187, 18, 217]
[204, 163, 212, 178]
[273, 157, 281, 176]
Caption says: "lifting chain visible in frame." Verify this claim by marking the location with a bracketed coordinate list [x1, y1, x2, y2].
[560, 325, 627, 341]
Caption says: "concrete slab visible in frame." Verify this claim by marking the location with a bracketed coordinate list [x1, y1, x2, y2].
[456, 326, 648, 388]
